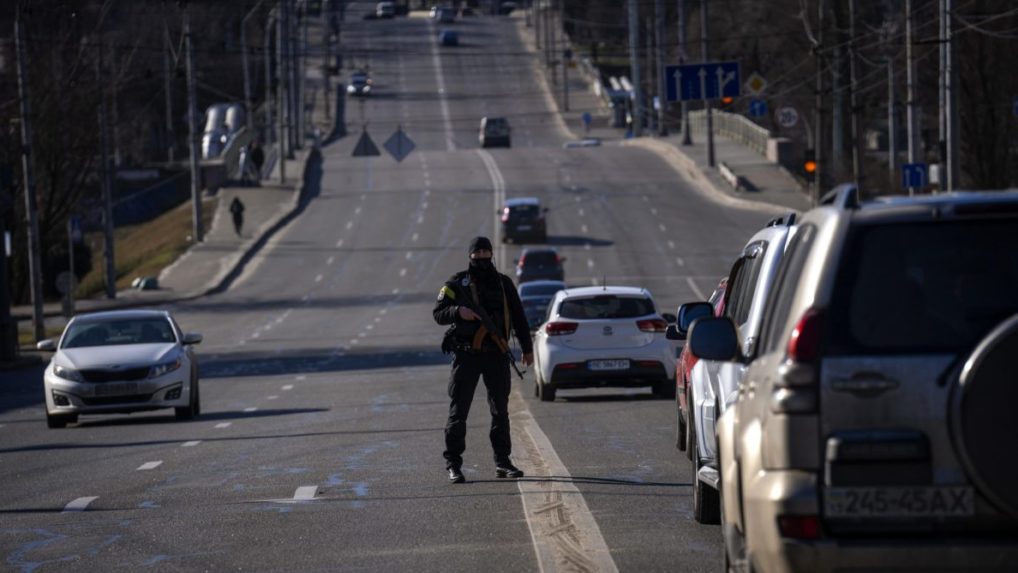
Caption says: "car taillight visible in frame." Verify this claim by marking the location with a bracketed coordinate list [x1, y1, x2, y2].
[636, 318, 668, 333]
[501, 209, 509, 223]
[545, 322, 577, 336]
[786, 308, 824, 363]
[777, 515, 822, 540]
[517, 254, 525, 267]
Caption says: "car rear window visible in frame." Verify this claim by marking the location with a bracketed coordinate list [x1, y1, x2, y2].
[63, 318, 177, 348]
[827, 219, 1018, 354]
[508, 205, 539, 219]
[558, 296, 656, 319]
[522, 251, 557, 266]
[520, 283, 562, 296]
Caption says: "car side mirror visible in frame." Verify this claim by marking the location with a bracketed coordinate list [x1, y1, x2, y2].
[688, 317, 739, 361]
[662, 312, 677, 324]
[665, 324, 684, 341]
[182, 333, 203, 345]
[678, 301, 713, 337]
[36, 339, 56, 352]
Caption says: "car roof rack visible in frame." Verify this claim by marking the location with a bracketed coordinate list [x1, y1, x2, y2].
[818, 183, 860, 209]
[765, 212, 797, 227]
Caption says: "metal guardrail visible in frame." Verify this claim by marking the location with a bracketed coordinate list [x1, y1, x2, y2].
[688, 110, 771, 156]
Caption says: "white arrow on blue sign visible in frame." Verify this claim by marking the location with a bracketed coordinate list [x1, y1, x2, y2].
[902, 163, 928, 189]
[665, 61, 740, 102]
[749, 99, 767, 118]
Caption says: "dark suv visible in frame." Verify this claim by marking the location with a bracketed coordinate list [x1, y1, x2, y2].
[501, 197, 548, 243]
[515, 248, 564, 284]
[690, 186, 1018, 573]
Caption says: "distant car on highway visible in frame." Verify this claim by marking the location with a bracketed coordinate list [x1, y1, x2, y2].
[347, 70, 372, 96]
[435, 6, 456, 23]
[501, 197, 548, 243]
[515, 247, 564, 284]
[532, 286, 674, 401]
[439, 29, 459, 46]
[518, 280, 567, 331]
[375, 1, 395, 18]
[479, 116, 511, 148]
[36, 310, 203, 428]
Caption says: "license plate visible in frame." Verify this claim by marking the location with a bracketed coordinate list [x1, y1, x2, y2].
[825, 486, 974, 518]
[588, 359, 630, 371]
[94, 382, 139, 397]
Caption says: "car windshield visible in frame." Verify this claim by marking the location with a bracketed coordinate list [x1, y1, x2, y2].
[520, 283, 563, 297]
[522, 251, 557, 267]
[558, 295, 656, 319]
[828, 219, 1018, 354]
[62, 318, 177, 348]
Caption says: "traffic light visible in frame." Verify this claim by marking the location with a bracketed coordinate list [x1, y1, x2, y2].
[803, 149, 817, 175]
[720, 96, 734, 110]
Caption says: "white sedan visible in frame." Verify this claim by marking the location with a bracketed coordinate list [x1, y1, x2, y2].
[532, 286, 676, 401]
[37, 310, 203, 428]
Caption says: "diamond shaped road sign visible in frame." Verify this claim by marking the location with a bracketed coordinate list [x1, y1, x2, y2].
[352, 131, 381, 157]
[383, 128, 416, 163]
[744, 72, 767, 96]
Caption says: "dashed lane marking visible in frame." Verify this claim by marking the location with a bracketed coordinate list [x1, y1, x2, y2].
[676, 257, 686, 267]
[411, 233, 419, 242]
[215, 422, 232, 429]
[282, 385, 294, 391]
[315, 274, 324, 283]
[586, 259, 594, 270]
[296, 375, 306, 381]
[267, 395, 279, 401]
[336, 239, 344, 248]
[355, 206, 362, 215]
[62, 497, 98, 513]
[659, 223, 667, 232]
[581, 224, 588, 234]
[686, 277, 707, 300]
[667, 240, 675, 249]
[578, 208, 584, 217]
[327, 256, 335, 265]
[345, 221, 354, 230]
[405, 252, 413, 260]
[651, 207, 658, 215]
[137, 461, 163, 471]
[181, 441, 201, 447]
[244, 407, 258, 413]
[399, 268, 407, 277]
[392, 288, 400, 295]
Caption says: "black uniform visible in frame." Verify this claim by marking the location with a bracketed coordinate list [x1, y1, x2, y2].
[433, 267, 532, 471]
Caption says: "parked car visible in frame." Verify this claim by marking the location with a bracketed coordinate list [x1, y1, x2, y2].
[501, 197, 548, 243]
[375, 1, 395, 18]
[439, 29, 459, 47]
[676, 213, 798, 524]
[37, 310, 203, 428]
[519, 280, 567, 331]
[690, 187, 1018, 572]
[347, 70, 372, 96]
[670, 277, 726, 457]
[479, 116, 511, 148]
[515, 247, 564, 284]
[532, 286, 674, 401]
[201, 103, 244, 159]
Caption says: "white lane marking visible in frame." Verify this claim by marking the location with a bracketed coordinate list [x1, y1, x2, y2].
[379, 308, 388, 315]
[429, 21, 455, 151]
[676, 257, 686, 267]
[424, 189, 431, 197]
[244, 407, 258, 413]
[477, 149, 507, 270]
[642, 195, 649, 202]
[62, 497, 98, 513]
[392, 288, 400, 295]
[293, 486, 319, 501]
[416, 215, 424, 225]
[358, 332, 367, 338]
[411, 233, 419, 242]
[282, 385, 294, 391]
[399, 268, 407, 277]
[510, 390, 619, 573]
[296, 375, 307, 381]
[373, 317, 381, 323]
[354, 206, 362, 215]
[366, 324, 375, 331]
[686, 277, 707, 300]
[137, 461, 163, 471]
[405, 252, 412, 260]
[181, 441, 201, 447]
[215, 422, 232, 429]
[327, 256, 335, 265]
[360, 194, 366, 201]
[315, 274, 324, 283]
[578, 208, 585, 217]
[584, 243, 591, 251]
[302, 295, 310, 302]
[345, 221, 353, 230]
[350, 339, 359, 345]
[0, 424, 5, 429]
[586, 259, 595, 270]
[336, 239, 344, 248]
[267, 395, 279, 401]
[658, 223, 667, 232]
[422, 201, 429, 209]
[581, 224, 588, 234]
[667, 240, 675, 250]
[651, 207, 658, 215]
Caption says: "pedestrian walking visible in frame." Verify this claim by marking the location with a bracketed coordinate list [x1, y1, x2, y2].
[229, 197, 245, 237]
[433, 236, 534, 484]
[249, 140, 265, 182]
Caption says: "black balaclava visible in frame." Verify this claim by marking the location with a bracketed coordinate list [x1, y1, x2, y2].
[468, 236, 497, 281]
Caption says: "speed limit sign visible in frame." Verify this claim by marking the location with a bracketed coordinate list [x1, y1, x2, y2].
[777, 107, 800, 128]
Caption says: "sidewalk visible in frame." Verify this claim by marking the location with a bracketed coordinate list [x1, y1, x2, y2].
[12, 12, 337, 339]
[513, 15, 811, 215]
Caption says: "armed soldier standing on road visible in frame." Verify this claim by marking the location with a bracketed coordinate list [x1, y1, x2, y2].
[434, 236, 534, 484]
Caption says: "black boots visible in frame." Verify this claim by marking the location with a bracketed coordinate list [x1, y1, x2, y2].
[448, 467, 465, 483]
[496, 462, 524, 478]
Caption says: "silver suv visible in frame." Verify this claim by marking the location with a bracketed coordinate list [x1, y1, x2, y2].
[689, 186, 1018, 572]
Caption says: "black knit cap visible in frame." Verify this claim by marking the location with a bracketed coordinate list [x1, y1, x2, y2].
[468, 236, 493, 255]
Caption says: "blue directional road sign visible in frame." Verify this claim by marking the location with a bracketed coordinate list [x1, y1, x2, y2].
[665, 61, 741, 102]
[902, 163, 928, 189]
[749, 99, 767, 118]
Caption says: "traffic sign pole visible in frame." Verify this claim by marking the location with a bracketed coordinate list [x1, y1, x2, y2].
[700, 0, 715, 167]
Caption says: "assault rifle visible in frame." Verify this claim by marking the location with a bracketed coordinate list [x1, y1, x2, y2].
[452, 282, 525, 380]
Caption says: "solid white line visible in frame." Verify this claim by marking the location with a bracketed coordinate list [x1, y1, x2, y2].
[686, 277, 707, 300]
[282, 385, 294, 391]
[181, 441, 201, 447]
[215, 422, 232, 429]
[243, 407, 258, 413]
[293, 486, 318, 501]
[62, 497, 98, 513]
[429, 21, 455, 151]
[137, 461, 163, 471]
[477, 149, 507, 270]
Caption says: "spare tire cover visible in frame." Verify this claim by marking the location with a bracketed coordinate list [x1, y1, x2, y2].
[952, 314, 1018, 519]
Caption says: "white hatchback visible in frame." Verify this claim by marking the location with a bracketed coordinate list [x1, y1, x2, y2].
[37, 310, 203, 428]
[532, 286, 676, 401]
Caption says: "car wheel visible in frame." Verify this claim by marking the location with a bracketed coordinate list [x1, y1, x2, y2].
[175, 379, 200, 421]
[692, 422, 722, 524]
[653, 378, 676, 399]
[538, 377, 556, 402]
[676, 394, 687, 451]
[46, 412, 77, 429]
[685, 388, 694, 460]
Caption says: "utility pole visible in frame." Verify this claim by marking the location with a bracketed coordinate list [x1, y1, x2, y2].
[97, 36, 116, 298]
[945, 0, 958, 191]
[646, 16, 654, 133]
[163, 21, 175, 162]
[548, 0, 557, 86]
[627, 0, 643, 137]
[184, 7, 204, 242]
[534, 0, 541, 52]
[814, 0, 825, 203]
[560, 0, 568, 111]
[277, 0, 288, 182]
[655, 0, 665, 135]
[849, 0, 862, 188]
[887, 56, 896, 191]
[242, 0, 266, 133]
[905, 0, 917, 195]
[299, 3, 308, 147]
[265, 9, 275, 146]
[289, 0, 300, 151]
[701, 0, 714, 166]
[678, 0, 691, 144]
[14, 9, 45, 342]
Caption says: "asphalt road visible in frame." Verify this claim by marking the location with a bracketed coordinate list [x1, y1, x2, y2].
[0, 5, 775, 572]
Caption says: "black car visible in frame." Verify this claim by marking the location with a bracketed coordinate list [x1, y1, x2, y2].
[515, 248, 565, 284]
[518, 280, 566, 331]
[501, 197, 547, 243]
